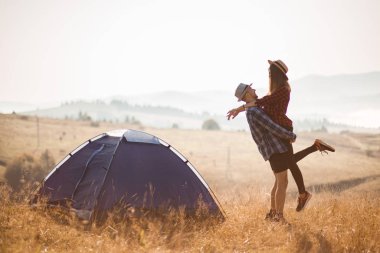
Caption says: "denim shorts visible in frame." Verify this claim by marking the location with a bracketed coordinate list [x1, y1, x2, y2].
[269, 149, 291, 173]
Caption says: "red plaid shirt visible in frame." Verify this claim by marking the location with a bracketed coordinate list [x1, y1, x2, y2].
[256, 86, 293, 129]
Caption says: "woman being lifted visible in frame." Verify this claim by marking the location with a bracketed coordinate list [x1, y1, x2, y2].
[227, 60, 335, 214]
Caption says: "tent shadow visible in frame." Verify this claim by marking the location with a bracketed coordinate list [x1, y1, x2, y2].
[290, 174, 380, 197]
[294, 231, 333, 253]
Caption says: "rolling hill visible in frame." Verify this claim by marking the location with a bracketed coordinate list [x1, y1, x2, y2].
[2, 71, 380, 130]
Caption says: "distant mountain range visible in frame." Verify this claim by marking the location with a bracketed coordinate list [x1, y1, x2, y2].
[289, 72, 380, 128]
[1, 71, 379, 131]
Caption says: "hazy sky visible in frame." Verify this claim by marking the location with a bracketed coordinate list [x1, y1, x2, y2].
[1, 0, 380, 103]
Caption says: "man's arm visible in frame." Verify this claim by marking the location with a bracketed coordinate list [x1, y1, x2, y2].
[247, 107, 296, 141]
[227, 102, 257, 120]
[227, 105, 245, 120]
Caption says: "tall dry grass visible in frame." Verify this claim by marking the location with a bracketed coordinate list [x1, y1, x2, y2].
[1, 185, 379, 253]
[1, 115, 380, 252]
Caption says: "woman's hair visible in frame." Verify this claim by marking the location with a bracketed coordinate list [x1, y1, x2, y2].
[269, 64, 290, 94]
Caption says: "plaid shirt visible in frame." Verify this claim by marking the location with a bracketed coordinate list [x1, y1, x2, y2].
[246, 107, 296, 161]
[256, 86, 293, 129]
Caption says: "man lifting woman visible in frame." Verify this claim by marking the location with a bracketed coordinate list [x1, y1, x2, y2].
[227, 60, 335, 224]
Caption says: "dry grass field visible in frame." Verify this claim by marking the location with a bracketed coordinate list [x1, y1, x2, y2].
[0, 113, 379, 252]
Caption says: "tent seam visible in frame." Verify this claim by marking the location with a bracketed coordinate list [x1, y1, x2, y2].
[91, 135, 124, 217]
[71, 144, 105, 200]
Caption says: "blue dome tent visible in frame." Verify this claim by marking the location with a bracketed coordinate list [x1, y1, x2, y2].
[32, 129, 224, 222]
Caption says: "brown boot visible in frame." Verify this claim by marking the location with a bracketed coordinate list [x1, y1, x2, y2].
[296, 191, 312, 212]
[264, 209, 276, 221]
[314, 139, 335, 154]
[273, 212, 290, 225]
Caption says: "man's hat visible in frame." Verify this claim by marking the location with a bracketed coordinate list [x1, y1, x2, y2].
[235, 83, 251, 101]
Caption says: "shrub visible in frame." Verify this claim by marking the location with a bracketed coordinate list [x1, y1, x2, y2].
[125, 115, 142, 126]
[0, 159, 6, 166]
[90, 121, 100, 127]
[78, 111, 92, 121]
[4, 154, 36, 192]
[39, 150, 56, 175]
[202, 119, 220, 131]
[4, 150, 55, 192]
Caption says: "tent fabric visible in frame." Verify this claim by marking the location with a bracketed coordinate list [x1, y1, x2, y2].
[33, 129, 224, 221]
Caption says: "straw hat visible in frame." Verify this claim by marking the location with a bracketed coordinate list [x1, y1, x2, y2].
[268, 60, 288, 74]
[234, 83, 251, 101]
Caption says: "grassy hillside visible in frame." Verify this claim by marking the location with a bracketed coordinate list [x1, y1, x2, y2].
[0, 113, 379, 252]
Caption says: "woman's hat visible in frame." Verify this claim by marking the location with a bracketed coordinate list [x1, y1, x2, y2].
[268, 59, 288, 74]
